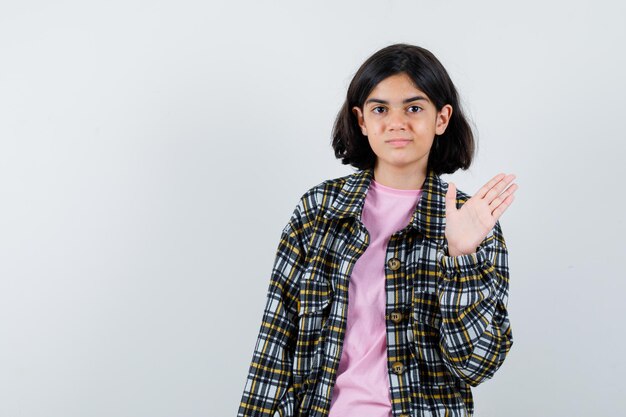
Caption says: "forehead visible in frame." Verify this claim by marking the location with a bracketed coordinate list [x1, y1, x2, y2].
[366, 73, 430, 102]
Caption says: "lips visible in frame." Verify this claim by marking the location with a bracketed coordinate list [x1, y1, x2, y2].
[387, 139, 412, 146]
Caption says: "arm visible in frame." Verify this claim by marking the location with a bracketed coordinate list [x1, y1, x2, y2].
[237, 203, 307, 417]
[435, 220, 513, 387]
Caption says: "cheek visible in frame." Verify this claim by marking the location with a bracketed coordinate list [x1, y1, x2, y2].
[368, 120, 386, 134]
[412, 121, 437, 135]
[363, 114, 382, 127]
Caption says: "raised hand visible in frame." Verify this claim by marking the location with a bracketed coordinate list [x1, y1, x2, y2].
[444, 173, 518, 256]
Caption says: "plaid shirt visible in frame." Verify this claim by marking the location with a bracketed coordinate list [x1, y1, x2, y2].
[237, 167, 513, 417]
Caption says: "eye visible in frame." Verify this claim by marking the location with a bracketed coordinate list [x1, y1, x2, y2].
[371, 106, 386, 114]
[407, 105, 422, 113]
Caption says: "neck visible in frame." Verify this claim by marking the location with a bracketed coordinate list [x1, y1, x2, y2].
[373, 161, 427, 190]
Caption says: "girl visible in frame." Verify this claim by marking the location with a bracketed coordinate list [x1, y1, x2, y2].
[237, 43, 517, 417]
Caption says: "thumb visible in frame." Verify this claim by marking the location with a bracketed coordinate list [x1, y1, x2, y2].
[446, 182, 457, 215]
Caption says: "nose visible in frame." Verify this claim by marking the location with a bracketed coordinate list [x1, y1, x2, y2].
[387, 109, 407, 130]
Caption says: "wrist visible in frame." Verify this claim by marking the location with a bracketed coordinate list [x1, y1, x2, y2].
[447, 244, 477, 257]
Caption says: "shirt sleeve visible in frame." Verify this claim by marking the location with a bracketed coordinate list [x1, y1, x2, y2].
[435, 219, 514, 387]
[237, 203, 306, 417]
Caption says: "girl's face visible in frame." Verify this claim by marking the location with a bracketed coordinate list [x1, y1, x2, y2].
[352, 72, 452, 175]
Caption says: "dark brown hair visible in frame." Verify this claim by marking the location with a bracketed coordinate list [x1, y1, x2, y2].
[331, 43, 475, 175]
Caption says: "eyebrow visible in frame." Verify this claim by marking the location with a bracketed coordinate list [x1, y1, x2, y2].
[365, 96, 430, 105]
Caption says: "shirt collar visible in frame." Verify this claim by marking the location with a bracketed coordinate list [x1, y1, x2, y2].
[323, 167, 447, 242]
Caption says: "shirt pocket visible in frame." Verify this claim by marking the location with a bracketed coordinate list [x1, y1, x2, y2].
[294, 279, 333, 407]
[409, 291, 455, 387]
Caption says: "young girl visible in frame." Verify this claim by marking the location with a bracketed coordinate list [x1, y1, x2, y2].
[237, 43, 517, 417]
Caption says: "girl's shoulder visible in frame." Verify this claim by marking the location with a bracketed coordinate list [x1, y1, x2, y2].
[284, 169, 364, 235]
[300, 170, 355, 202]
[297, 169, 369, 215]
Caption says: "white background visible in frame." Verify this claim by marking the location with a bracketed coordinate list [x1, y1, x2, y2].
[1, 1, 625, 416]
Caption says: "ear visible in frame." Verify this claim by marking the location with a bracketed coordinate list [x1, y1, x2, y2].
[352, 106, 367, 136]
[435, 104, 453, 135]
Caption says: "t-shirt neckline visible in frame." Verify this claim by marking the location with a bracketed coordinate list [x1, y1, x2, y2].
[370, 179, 422, 196]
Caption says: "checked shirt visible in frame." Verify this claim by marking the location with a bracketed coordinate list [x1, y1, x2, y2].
[237, 167, 513, 417]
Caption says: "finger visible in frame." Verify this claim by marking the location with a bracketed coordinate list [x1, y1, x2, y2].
[484, 174, 516, 204]
[476, 173, 506, 199]
[488, 183, 518, 211]
[491, 193, 515, 220]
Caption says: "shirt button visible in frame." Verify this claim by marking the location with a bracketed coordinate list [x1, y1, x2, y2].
[390, 310, 404, 324]
[391, 361, 405, 375]
[387, 257, 401, 270]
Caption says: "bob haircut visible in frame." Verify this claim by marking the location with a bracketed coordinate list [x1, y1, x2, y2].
[332, 43, 475, 175]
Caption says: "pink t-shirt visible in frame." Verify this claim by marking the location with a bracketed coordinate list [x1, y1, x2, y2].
[328, 178, 422, 417]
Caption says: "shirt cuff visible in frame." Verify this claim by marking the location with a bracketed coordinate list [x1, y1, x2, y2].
[436, 242, 489, 278]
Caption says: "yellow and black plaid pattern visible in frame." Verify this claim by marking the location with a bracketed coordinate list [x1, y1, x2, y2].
[237, 167, 513, 417]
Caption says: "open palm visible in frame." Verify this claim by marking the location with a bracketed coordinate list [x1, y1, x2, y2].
[445, 173, 518, 256]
